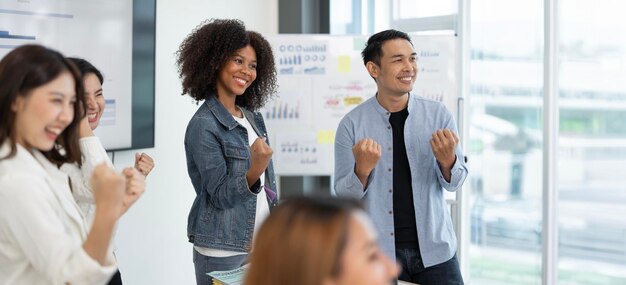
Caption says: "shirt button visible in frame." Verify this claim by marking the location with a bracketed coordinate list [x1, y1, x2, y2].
[388, 210, 392, 214]
[386, 112, 390, 115]
[387, 126, 391, 130]
[390, 232, 394, 236]
[388, 147, 392, 151]
[388, 168, 392, 172]
[389, 189, 392, 193]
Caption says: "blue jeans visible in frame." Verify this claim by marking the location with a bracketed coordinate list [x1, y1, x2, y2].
[396, 247, 464, 285]
[193, 249, 247, 285]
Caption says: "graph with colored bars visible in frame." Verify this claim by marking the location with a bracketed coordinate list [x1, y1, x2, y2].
[420, 90, 445, 102]
[99, 99, 116, 126]
[264, 100, 300, 120]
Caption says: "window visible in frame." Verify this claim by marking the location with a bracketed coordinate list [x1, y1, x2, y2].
[557, 0, 626, 283]
[393, 0, 457, 19]
[468, 0, 544, 283]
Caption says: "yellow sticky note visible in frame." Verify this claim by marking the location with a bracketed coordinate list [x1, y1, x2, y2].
[344, 96, 363, 106]
[317, 130, 335, 144]
[337, 56, 351, 73]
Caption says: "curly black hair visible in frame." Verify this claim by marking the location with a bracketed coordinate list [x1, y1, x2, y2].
[176, 18, 277, 111]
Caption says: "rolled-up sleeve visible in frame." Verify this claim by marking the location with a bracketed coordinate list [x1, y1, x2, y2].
[434, 108, 468, 192]
[334, 118, 374, 199]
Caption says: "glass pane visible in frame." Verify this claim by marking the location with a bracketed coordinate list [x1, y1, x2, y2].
[394, 0, 457, 19]
[330, 0, 355, 34]
[469, 0, 544, 284]
[557, 0, 626, 284]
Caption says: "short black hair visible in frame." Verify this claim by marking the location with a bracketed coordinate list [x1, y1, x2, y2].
[176, 18, 277, 111]
[362, 29, 412, 66]
[67, 57, 104, 84]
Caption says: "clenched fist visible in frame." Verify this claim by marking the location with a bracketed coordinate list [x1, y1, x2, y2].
[121, 167, 146, 214]
[134, 152, 155, 177]
[246, 137, 273, 187]
[91, 163, 126, 218]
[430, 129, 459, 168]
[250, 137, 273, 172]
[353, 138, 381, 180]
[91, 163, 146, 218]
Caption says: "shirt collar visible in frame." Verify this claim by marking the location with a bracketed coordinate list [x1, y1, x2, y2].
[371, 92, 413, 116]
[205, 94, 239, 130]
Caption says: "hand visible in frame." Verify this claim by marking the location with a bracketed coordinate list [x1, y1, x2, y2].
[430, 129, 459, 168]
[352, 138, 381, 178]
[134, 152, 155, 176]
[91, 163, 126, 218]
[78, 115, 95, 138]
[121, 167, 146, 214]
[249, 137, 273, 173]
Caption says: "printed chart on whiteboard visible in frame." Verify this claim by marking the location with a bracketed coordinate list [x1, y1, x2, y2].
[263, 34, 457, 175]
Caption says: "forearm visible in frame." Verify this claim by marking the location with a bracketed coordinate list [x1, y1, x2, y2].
[435, 154, 468, 191]
[245, 166, 265, 189]
[83, 209, 116, 265]
[438, 156, 456, 183]
[354, 166, 372, 191]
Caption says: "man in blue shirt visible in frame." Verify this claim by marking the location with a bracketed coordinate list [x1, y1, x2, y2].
[334, 29, 468, 284]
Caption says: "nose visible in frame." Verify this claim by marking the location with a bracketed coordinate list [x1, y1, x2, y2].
[404, 60, 415, 72]
[58, 100, 74, 126]
[241, 65, 251, 76]
[85, 94, 96, 110]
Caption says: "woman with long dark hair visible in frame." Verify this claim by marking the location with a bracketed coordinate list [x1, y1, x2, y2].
[0, 45, 145, 284]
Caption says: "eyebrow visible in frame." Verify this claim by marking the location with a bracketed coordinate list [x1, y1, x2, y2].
[390, 52, 417, 59]
[49, 91, 77, 100]
[48, 91, 67, 97]
[234, 54, 257, 63]
[360, 240, 378, 251]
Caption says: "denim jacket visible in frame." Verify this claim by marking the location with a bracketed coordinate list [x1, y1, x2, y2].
[185, 95, 277, 252]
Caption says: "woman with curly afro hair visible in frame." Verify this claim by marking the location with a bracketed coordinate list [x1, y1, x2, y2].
[176, 19, 278, 285]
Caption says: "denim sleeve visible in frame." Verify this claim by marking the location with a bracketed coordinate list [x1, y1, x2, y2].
[188, 118, 255, 209]
[433, 107, 468, 192]
[333, 118, 372, 199]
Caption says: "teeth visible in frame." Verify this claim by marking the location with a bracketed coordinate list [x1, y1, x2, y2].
[46, 127, 61, 135]
[235, 78, 247, 84]
[88, 113, 96, 119]
[400, 77, 412, 81]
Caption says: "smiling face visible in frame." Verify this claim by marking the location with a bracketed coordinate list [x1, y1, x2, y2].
[324, 211, 400, 285]
[83, 73, 105, 130]
[216, 44, 257, 98]
[12, 72, 76, 151]
[368, 38, 418, 98]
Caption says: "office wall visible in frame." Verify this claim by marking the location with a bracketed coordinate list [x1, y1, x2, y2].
[111, 1, 278, 284]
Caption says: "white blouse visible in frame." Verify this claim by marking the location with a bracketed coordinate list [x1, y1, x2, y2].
[0, 142, 116, 284]
[60, 136, 111, 228]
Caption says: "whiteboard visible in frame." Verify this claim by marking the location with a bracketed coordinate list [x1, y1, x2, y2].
[0, 0, 133, 149]
[263, 34, 457, 176]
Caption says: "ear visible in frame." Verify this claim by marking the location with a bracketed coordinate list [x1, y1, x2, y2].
[11, 96, 24, 112]
[365, 61, 379, 79]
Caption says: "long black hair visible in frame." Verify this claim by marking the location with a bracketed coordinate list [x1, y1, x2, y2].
[0, 45, 85, 165]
